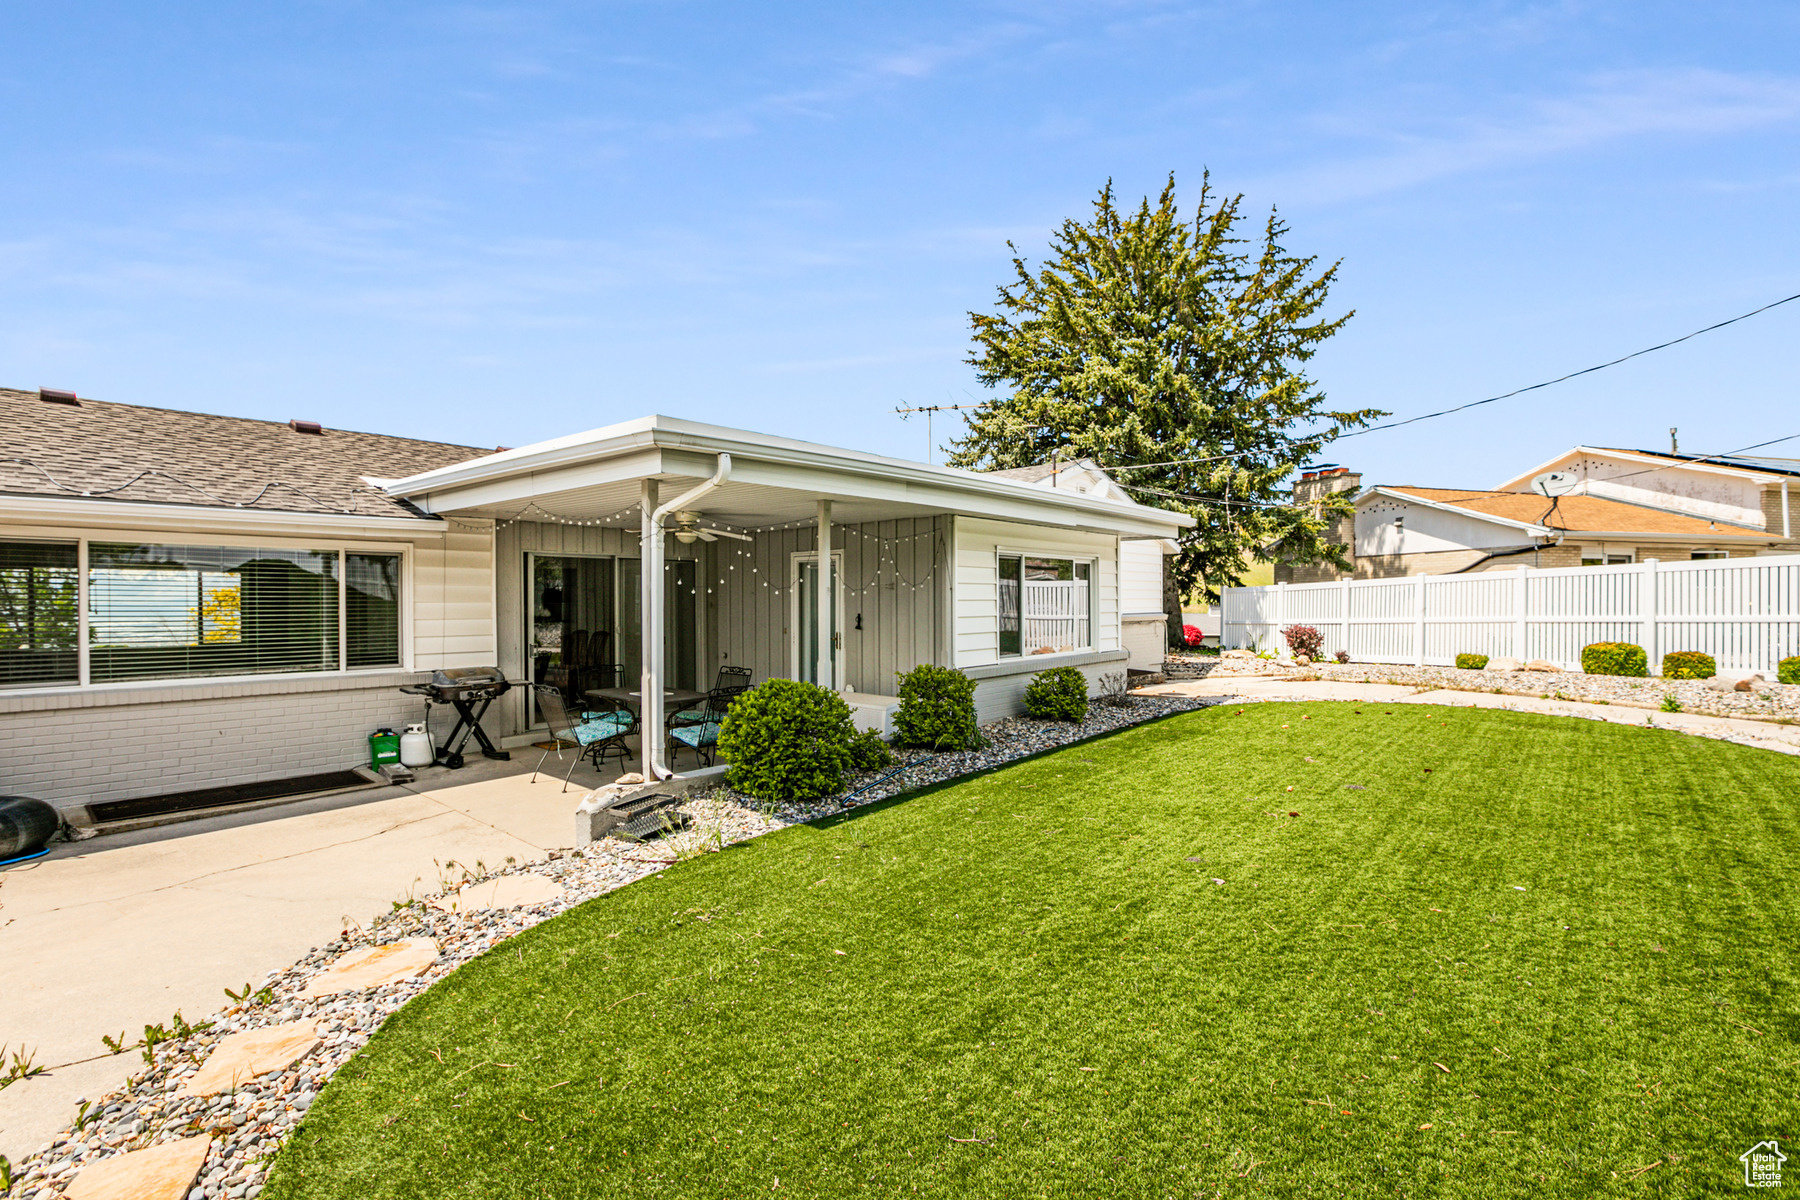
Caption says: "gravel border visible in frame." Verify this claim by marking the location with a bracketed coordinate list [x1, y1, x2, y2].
[1164, 652, 1800, 722]
[2, 692, 1216, 1200]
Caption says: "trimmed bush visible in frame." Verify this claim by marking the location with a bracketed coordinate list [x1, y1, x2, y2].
[716, 679, 855, 801]
[1024, 666, 1089, 722]
[1281, 624, 1323, 659]
[1582, 642, 1648, 678]
[848, 728, 894, 772]
[1334, 650, 1350, 664]
[892, 664, 980, 751]
[1181, 624, 1204, 647]
[1781, 656, 1800, 686]
[1455, 653, 1489, 671]
[1661, 651, 1717, 680]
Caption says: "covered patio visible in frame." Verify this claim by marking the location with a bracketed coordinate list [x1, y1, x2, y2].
[383, 415, 1188, 781]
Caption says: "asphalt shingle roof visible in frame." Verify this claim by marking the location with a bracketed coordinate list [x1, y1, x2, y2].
[0, 388, 491, 519]
[1383, 486, 1770, 538]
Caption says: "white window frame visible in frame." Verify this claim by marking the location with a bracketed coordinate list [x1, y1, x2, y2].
[0, 525, 412, 693]
[995, 549, 1097, 660]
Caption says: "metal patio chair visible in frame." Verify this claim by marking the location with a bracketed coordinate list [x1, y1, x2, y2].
[530, 683, 634, 792]
[668, 684, 745, 769]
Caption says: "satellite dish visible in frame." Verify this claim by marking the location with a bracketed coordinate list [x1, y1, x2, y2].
[1530, 471, 1577, 498]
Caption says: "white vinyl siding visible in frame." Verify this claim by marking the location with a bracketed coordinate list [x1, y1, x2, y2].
[413, 520, 497, 669]
[953, 518, 1119, 669]
[1119, 538, 1165, 614]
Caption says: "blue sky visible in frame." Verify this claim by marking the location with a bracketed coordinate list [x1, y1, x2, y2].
[4, 2, 1797, 487]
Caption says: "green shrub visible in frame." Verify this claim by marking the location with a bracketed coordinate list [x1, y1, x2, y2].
[848, 728, 895, 772]
[892, 664, 979, 750]
[1778, 656, 1800, 686]
[1661, 651, 1716, 680]
[716, 679, 855, 801]
[1581, 642, 1648, 677]
[1455, 653, 1489, 671]
[1024, 666, 1089, 722]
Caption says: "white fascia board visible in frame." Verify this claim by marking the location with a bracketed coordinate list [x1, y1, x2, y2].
[404, 447, 668, 515]
[0, 494, 449, 540]
[1365, 487, 1550, 536]
[1494, 446, 1787, 492]
[388, 414, 1192, 536]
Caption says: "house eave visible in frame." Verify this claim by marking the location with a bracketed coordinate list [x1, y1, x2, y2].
[384, 414, 1194, 537]
[0, 492, 450, 539]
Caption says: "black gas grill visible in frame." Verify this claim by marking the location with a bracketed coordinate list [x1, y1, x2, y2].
[400, 667, 513, 769]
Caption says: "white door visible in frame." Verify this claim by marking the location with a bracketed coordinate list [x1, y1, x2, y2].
[790, 551, 845, 687]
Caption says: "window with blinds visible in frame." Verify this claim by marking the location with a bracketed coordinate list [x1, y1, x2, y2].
[0, 541, 79, 686]
[89, 543, 341, 683]
[345, 552, 401, 667]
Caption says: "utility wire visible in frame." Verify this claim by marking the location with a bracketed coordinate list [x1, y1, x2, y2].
[1336, 291, 1800, 440]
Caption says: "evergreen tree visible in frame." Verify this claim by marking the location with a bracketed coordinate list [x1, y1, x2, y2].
[948, 175, 1383, 637]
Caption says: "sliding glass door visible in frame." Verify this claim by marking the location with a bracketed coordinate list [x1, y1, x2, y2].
[530, 554, 696, 727]
[527, 554, 616, 725]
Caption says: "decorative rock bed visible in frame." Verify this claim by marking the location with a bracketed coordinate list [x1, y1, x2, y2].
[1164, 651, 1800, 722]
[3, 691, 1216, 1200]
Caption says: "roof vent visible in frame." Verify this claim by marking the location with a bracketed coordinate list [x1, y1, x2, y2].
[289, 419, 323, 435]
[39, 389, 79, 406]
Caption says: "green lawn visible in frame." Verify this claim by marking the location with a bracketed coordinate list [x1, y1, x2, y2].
[266, 704, 1800, 1198]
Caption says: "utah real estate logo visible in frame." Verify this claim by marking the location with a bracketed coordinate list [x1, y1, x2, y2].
[1742, 1140, 1786, 1188]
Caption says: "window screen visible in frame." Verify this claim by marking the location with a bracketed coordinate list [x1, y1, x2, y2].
[89, 543, 339, 682]
[346, 553, 402, 667]
[0, 541, 79, 687]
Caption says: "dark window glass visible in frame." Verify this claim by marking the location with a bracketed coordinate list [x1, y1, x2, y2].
[998, 555, 1022, 657]
[89, 543, 338, 682]
[346, 553, 401, 667]
[0, 541, 79, 686]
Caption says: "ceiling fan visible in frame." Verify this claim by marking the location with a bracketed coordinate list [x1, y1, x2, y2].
[670, 511, 753, 544]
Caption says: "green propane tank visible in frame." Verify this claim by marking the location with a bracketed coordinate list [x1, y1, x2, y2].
[369, 728, 401, 770]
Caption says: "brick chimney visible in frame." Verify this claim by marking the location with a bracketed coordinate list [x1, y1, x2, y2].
[1276, 466, 1363, 583]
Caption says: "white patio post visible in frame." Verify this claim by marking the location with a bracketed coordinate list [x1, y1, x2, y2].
[640, 478, 667, 779]
[815, 498, 833, 690]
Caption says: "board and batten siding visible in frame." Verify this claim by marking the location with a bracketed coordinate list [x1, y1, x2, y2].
[952, 517, 1121, 669]
[491, 519, 706, 737]
[710, 516, 945, 695]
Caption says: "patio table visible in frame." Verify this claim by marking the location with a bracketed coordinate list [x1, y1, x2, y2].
[584, 686, 709, 713]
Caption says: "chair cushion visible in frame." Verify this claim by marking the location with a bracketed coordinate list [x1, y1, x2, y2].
[670, 723, 718, 749]
[670, 707, 709, 724]
[572, 714, 631, 746]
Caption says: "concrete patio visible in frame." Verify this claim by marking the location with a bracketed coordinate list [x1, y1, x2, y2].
[0, 748, 615, 1163]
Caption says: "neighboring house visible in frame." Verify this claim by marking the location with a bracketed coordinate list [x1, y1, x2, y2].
[0, 389, 1189, 820]
[1276, 447, 1800, 582]
[979, 458, 1178, 670]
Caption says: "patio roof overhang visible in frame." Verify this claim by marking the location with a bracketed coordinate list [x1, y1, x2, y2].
[381, 415, 1193, 539]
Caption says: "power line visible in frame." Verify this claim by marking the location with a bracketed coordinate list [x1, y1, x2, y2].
[1336, 290, 1800, 440]
[1589, 432, 1800, 486]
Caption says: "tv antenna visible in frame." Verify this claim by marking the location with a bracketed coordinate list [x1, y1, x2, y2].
[894, 403, 983, 465]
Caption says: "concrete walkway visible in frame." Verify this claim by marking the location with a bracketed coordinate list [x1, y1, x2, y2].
[1140, 675, 1800, 756]
[0, 753, 602, 1162]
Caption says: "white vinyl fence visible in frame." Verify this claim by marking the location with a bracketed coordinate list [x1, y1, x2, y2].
[1221, 554, 1800, 675]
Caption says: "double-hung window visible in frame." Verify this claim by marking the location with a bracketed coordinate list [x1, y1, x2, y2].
[0, 538, 403, 688]
[998, 555, 1091, 657]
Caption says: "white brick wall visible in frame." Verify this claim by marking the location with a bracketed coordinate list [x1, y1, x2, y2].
[0, 672, 451, 816]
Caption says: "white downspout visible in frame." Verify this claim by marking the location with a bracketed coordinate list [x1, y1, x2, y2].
[640, 453, 732, 780]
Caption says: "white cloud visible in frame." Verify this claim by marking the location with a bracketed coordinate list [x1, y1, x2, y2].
[1269, 68, 1800, 203]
